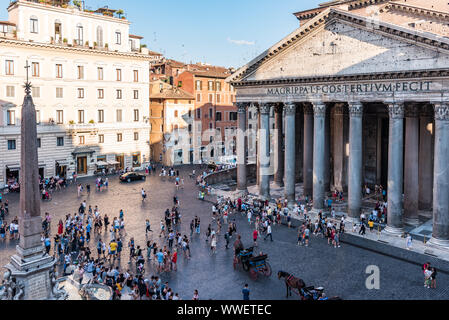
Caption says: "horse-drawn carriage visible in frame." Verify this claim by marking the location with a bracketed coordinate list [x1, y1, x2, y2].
[233, 247, 272, 280]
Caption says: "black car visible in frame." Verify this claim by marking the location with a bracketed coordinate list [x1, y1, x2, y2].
[119, 172, 146, 183]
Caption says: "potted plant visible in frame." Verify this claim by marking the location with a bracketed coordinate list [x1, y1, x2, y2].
[69, 120, 75, 125]
[85, 41, 89, 47]
[105, 43, 109, 50]
[116, 9, 124, 19]
[89, 120, 95, 124]
[63, 38, 68, 44]
[93, 41, 97, 48]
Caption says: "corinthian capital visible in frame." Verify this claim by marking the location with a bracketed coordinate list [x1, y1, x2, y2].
[303, 104, 314, 115]
[434, 103, 449, 121]
[386, 102, 405, 119]
[285, 102, 297, 116]
[312, 102, 326, 117]
[236, 102, 248, 114]
[260, 103, 274, 114]
[348, 102, 363, 118]
[405, 103, 420, 118]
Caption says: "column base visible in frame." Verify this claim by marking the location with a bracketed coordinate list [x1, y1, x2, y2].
[383, 225, 404, 237]
[427, 237, 449, 249]
[403, 217, 420, 227]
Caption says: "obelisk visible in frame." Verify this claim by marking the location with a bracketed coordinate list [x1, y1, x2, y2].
[4, 62, 57, 300]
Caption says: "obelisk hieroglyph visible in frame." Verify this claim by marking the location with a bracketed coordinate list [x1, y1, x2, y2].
[4, 61, 57, 300]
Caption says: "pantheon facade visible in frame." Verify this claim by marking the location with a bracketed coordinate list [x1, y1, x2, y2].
[228, 0, 449, 247]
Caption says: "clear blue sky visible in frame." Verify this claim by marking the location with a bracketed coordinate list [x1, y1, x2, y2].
[0, 0, 323, 68]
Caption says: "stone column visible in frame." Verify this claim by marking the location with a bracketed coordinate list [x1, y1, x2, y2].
[419, 105, 434, 211]
[324, 110, 331, 191]
[348, 102, 364, 220]
[384, 102, 405, 236]
[273, 104, 284, 188]
[256, 106, 261, 187]
[259, 103, 272, 201]
[312, 102, 327, 210]
[236, 102, 248, 193]
[303, 104, 314, 197]
[429, 103, 449, 247]
[404, 104, 420, 226]
[284, 103, 296, 207]
[332, 103, 345, 192]
[295, 105, 304, 183]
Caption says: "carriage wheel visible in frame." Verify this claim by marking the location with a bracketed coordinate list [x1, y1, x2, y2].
[262, 262, 272, 277]
[233, 257, 238, 270]
[249, 268, 258, 280]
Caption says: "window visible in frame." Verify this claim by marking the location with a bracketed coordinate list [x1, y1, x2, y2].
[216, 81, 221, 91]
[133, 70, 139, 82]
[209, 136, 213, 143]
[116, 69, 122, 81]
[115, 31, 121, 45]
[134, 132, 139, 141]
[116, 89, 122, 99]
[174, 110, 178, 118]
[6, 86, 15, 97]
[96, 26, 104, 47]
[36, 110, 40, 124]
[78, 110, 84, 124]
[32, 87, 40, 98]
[32, 62, 39, 77]
[208, 94, 213, 103]
[216, 112, 222, 121]
[76, 24, 83, 45]
[188, 110, 192, 118]
[133, 90, 139, 99]
[77, 88, 85, 99]
[217, 94, 221, 103]
[79, 136, 85, 145]
[56, 64, 63, 78]
[5, 60, 14, 75]
[56, 88, 63, 98]
[99, 134, 104, 144]
[229, 112, 238, 121]
[209, 123, 213, 129]
[117, 133, 123, 142]
[116, 109, 122, 122]
[98, 89, 104, 99]
[195, 80, 202, 90]
[56, 110, 63, 124]
[133, 109, 139, 122]
[196, 93, 201, 102]
[77, 66, 84, 79]
[30, 17, 38, 33]
[98, 110, 104, 123]
[208, 81, 214, 91]
[7, 140, 16, 150]
[37, 138, 41, 148]
[6, 110, 15, 125]
[197, 109, 201, 119]
[97, 67, 104, 80]
[209, 108, 213, 118]
[57, 137, 64, 147]
[188, 124, 192, 133]
[132, 152, 141, 167]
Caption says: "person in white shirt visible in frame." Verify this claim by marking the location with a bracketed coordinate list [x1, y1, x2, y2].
[264, 224, 273, 241]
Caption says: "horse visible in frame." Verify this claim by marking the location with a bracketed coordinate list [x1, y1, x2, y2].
[278, 271, 306, 299]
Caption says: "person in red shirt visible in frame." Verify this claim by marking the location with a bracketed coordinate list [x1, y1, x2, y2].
[253, 229, 258, 247]
[172, 249, 178, 271]
[238, 198, 242, 212]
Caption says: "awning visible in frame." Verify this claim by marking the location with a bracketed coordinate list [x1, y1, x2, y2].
[107, 160, 120, 165]
[6, 165, 20, 171]
[96, 161, 108, 166]
[72, 146, 95, 155]
[56, 160, 70, 166]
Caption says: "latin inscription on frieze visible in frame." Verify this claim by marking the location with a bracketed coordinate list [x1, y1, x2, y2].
[267, 81, 433, 96]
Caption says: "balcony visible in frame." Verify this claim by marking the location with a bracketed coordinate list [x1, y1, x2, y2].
[68, 123, 99, 135]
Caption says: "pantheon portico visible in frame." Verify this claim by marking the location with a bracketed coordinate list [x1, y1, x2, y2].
[228, 4, 449, 247]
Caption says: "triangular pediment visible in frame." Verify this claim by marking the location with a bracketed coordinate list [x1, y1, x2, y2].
[230, 8, 449, 83]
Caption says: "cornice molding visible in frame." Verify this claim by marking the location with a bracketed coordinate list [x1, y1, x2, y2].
[0, 39, 153, 61]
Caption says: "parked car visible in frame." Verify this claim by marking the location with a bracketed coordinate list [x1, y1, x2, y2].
[119, 172, 146, 183]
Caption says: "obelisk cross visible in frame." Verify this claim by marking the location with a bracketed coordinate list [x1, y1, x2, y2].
[24, 60, 31, 95]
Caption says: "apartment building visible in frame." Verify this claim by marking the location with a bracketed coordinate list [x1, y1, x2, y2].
[0, 0, 156, 187]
